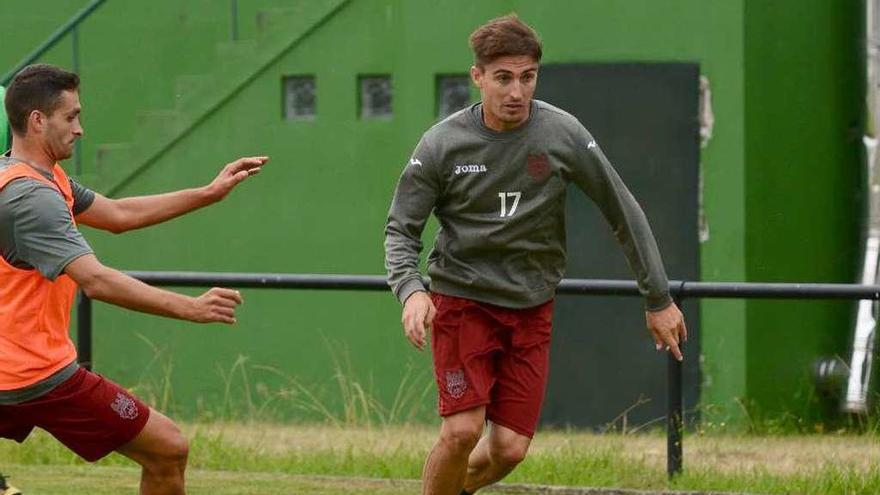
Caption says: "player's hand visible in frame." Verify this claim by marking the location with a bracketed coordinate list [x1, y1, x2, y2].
[645, 302, 687, 361]
[189, 287, 243, 324]
[402, 291, 436, 351]
[206, 156, 269, 201]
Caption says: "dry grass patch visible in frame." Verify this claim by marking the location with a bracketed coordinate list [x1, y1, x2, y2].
[187, 422, 880, 477]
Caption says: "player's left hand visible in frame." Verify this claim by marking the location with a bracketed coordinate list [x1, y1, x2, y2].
[645, 302, 687, 361]
[206, 156, 269, 201]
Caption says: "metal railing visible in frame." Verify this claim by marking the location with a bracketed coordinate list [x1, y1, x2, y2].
[0, 0, 107, 86]
[1, 0, 107, 173]
[230, 0, 239, 41]
[74, 272, 880, 479]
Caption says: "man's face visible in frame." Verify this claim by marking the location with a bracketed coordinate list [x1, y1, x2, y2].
[471, 55, 538, 131]
[36, 90, 83, 161]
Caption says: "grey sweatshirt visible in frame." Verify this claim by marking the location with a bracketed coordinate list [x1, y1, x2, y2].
[384, 100, 672, 310]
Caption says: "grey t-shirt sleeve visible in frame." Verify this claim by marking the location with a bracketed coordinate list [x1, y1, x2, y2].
[384, 136, 442, 304]
[2, 178, 94, 280]
[69, 176, 96, 215]
[564, 122, 672, 311]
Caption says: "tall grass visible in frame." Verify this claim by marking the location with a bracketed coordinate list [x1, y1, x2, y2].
[127, 334, 434, 426]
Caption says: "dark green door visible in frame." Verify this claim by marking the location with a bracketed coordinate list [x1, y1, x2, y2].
[536, 63, 701, 429]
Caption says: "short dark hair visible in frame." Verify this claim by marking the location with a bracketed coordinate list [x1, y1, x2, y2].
[469, 14, 542, 68]
[4, 64, 80, 136]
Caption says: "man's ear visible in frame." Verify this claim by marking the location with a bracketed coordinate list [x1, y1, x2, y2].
[28, 110, 45, 135]
[470, 65, 483, 89]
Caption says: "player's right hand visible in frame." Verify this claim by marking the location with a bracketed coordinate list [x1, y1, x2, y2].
[402, 291, 436, 351]
[206, 156, 269, 201]
[190, 287, 243, 324]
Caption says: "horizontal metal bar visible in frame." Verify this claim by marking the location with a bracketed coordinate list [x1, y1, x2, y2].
[123, 271, 880, 300]
[125, 271, 391, 290]
[1, 0, 107, 86]
[677, 282, 880, 300]
[560, 280, 880, 300]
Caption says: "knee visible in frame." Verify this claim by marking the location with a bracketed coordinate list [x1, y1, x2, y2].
[491, 441, 529, 468]
[145, 427, 189, 474]
[440, 423, 482, 455]
[164, 430, 189, 466]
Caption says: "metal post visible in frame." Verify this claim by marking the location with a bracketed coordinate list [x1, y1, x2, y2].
[667, 294, 684, 478]
[76, 290, 93, 370]
[231, 0, 239, 41]
[72, 26, 82, 175]
[71, 26, 79, 80]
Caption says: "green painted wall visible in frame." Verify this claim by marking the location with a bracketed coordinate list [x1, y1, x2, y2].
[744, 0, 864, 418]
[0, 0, 309, 174]
[0, 0, 861, 423]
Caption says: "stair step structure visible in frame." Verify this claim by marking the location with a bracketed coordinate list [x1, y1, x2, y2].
[91, 0, 351, 196]
[173, 75, 213, 113]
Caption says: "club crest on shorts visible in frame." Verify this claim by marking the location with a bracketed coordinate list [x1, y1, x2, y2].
[110, 392, 140, 420]
[445, 369, 467, 399]
[527, 152, 551, 182]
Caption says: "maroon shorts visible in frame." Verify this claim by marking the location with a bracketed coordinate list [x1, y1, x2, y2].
[0, 367, 150, 462]
[430, 292, 554, 438]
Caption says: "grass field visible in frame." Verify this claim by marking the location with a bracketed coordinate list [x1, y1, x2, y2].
[3, 465, 426, 495]
[3, 423, 880, 494]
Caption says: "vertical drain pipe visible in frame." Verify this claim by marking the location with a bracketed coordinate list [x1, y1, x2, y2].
[843, 0, 880, 414]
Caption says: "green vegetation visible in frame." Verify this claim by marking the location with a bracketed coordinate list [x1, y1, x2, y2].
[5, 347, 876, 494]
[3, 423, 879, 494]
[127, 337, 436, 425]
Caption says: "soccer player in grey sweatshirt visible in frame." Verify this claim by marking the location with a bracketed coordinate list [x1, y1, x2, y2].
[384, 15, 687, 495]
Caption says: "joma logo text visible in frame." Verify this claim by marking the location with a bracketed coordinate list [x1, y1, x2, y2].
[454, 164, 487, 175]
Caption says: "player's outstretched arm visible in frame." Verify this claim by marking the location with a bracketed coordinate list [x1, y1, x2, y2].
[567, 125, 687, 359]
[568, 129, 671, 310]
[76, 156, 269, 234]
[65, 253, 243, 324]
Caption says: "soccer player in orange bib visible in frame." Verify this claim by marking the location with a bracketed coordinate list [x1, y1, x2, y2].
[0, 64, 267, 494]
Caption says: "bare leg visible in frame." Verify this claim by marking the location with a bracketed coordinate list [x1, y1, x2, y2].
[116, 408, 189, 495]
[423, 406, 486, 495]
[462, 422, 531, 493]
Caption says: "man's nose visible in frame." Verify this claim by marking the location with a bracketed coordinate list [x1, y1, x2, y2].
[510, 81, 523, 100]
